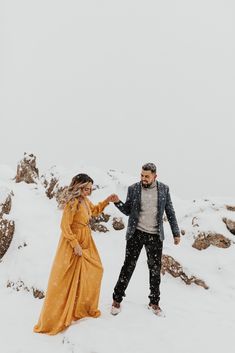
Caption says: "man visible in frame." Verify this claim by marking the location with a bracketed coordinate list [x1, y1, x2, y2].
[111, 163, 180, 316]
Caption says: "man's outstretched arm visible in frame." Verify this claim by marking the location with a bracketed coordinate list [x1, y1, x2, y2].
[114, 187, 132, 216]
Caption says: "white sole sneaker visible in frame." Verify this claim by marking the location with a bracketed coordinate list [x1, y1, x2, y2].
[148, 305, 166, 317]
[111, 305, 121, 316]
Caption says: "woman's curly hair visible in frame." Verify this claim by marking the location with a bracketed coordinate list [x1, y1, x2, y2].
[58, 173, 93, 209]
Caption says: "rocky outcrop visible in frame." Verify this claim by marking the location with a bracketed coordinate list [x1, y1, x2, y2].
[41, 172, 65, 202]
[0, 219, 15, 259]
[161, 254, 209, 289]
[93, 213, 111, 223]
[90, 223, 109, 233]
[225, 205, 235, 212]
[192, 232, 231, 250]
[42, 175, 59, 199]
[223, 217, 235, 235]
[14, 153, 39, 184]
[90, 212, 110, 233]
[112, 217, 125, 230]
[192, 217, 199, 227]
[0, 193, 13, 217]
[6, 280, 44, 299]
[0, 193, 15, 259]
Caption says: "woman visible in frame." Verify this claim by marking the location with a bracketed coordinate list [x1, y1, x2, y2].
[34, 173, 117, 335]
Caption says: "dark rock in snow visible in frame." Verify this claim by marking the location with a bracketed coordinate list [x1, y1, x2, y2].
[0, 193, 15, 259]
[90, 222, 109, 233]
[192, 216, 199, 227]
[225, 205, 235, 212]
[161, 254, 209, 289]
[112, 217, 125, 230]
[223, 217, 235, 235]
[93, 213, 111, 223]
[7, 280, 45, 299]
[192, 232, 231, 250]
[89, 213, 110, 232]
[0, 193, 13, 216]
[41, 172, 65, 202]
[14, 153, 39, 184]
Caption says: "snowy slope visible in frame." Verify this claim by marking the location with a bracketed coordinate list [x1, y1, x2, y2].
[0, 164, 235, 353]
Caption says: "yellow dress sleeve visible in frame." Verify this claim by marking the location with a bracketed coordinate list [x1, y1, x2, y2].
[86, 198, 110, 217]
[60, 199, 79, 248]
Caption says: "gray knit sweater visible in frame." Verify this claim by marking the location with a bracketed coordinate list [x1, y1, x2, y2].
[136, 181, 158, 234]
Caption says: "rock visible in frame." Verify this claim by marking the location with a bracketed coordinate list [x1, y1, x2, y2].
[43, 176, 59, 199]
[223, 217, 235, 235]
[6, 280, 45, 299]
[192, 232, 231, 250]
[161, 254, 209, 289]
[33, 288, 45, 299]
[89, 212, 110, 233]
[0, 192, 13, 217]
[181, 229, 186, 236]
[112, 217, 125, 230]
[226, 205, 235, 211]
[0, 193, 15, 259]
[93, 213, 111, 223]
[0, 219, 15, 259]
[14, 153, 39, 184]
[192, 217, 199, 227]
[52, 186, 67, 207]
[40, 167, 65, 202]
[17, 242, 27, 249]
[41, 172, 65, 201]
[90, 221, 109, 233]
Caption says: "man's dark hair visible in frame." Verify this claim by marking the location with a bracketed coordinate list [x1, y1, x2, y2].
[142, 163, 157, 173]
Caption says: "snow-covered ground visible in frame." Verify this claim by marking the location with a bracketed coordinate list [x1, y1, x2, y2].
[0, 164, 235, 353]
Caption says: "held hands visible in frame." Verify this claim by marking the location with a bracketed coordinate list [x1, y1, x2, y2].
[74, 243, 82, 256]
[106, 194, 120, 203]
[174, 236, 181, 245]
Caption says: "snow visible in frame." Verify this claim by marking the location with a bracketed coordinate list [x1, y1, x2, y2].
[0, 165, 235, 353]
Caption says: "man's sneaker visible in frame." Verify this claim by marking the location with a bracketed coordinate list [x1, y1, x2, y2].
[148, 304, 165, 317]
[111, 300, 121, 315]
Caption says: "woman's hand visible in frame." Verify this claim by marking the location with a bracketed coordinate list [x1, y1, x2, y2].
[106, 194, 120, 203]
[74, 243, 82, 256]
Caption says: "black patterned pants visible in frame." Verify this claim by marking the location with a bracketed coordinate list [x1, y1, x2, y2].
[113, 229, 163, 305]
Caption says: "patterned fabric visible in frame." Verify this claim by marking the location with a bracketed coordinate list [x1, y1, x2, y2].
[113, 229, 163, 304]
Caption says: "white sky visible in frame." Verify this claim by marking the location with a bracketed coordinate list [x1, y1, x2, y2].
[1, 1, 235, 199]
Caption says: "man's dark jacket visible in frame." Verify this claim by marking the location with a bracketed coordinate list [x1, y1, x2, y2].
[114, 181, 180, 241]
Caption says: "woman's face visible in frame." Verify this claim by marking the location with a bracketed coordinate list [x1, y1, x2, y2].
[80, 182, 93, 197]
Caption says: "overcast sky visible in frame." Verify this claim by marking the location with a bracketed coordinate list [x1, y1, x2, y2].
[1, 1, 235, 199]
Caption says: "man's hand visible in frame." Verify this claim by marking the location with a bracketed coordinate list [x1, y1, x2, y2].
[174, 236, 181, 245]
[106, 194, 120, 203]
[74, 243, 82, 256]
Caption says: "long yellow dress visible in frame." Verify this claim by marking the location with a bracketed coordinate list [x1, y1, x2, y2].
[34, 197, 109, 335]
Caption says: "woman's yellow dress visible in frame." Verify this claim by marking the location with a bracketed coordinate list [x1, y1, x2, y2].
[34, 197, 109, 335]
